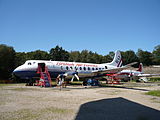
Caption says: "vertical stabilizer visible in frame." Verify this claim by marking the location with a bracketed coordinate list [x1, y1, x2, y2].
[107, 50, 122, 67]
[137, 63, 143, 72]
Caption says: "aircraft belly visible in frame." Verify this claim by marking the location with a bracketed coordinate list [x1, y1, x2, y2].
[78, 72, 95, 77]
[13, 70, 38, 79]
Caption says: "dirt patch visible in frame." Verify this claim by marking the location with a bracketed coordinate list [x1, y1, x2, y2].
[0, 83, 160, 120]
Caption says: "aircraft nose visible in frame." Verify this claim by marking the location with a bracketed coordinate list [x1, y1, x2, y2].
[13, 67, 20, 77]
[12, 66, 24, 77]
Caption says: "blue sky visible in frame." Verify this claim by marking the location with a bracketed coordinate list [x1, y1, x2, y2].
[0, 0, 160, 55]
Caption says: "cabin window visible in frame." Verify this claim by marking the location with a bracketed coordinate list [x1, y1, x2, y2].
[70, 66, 73, 70]
[66, 66, 69, 70]
[83, 67, 86, 71]
[88, 67, 90, 70]
[102, 68, 104, 70]
[92, 68, 94, 70]
[80, 67, 82, 70]
[75, 67, 78, 70]
[96, 68, 98, 70]
[99, 68, 101, 70]
[105, 66, 108, 69]
[28, 62, 31, 65]
[61, 66, 63, 70]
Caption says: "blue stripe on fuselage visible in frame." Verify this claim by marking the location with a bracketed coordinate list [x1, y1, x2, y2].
[13, 70, 65, 79]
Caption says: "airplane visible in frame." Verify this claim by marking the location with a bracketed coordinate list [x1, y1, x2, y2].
[105, 63, 160, 82]
[13, 50, 136, 85]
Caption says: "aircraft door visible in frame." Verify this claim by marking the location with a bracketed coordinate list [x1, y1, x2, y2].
[38, 63, 46, 72]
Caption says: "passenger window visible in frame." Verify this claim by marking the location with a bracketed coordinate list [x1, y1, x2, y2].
[80, 67, 82, 70]
[75, 67, 78, 70]
[99, 68, 101, 70]
[61, 66, 63, 70]
[96, 68, 98, 70]
[70, 66, 73, 70]
[92, 68, 94, 70]
[88, 67, 90, 70]
[66, 66, 69, 70]
[83, 67, 86, 71]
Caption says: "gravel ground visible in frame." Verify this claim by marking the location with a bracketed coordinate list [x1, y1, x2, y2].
[0, 83, 160, 120]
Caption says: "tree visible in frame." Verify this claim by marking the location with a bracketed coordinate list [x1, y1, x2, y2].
[69, 50, 113, 64]
[101, 55, 112, 63]
[121, 50, 139, 65]
[0, 44, 16, 79]
[15, 52, 27, 68]
[79, 50, 90, 63]
[92, 52, 103, 64]
[26, 50, 50, 60]
[69, 51, 81, 62]
[108, 51, 115, 59]
[49, 45, 69, 61]
[152, 45, 160, 65]
[137, 49, 153, 66]
[78, 50, 104, 64]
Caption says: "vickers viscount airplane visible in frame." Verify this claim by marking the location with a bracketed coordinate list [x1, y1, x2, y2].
[13, 51, 135, 83]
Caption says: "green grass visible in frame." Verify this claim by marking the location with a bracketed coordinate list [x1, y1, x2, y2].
[70, 81, 83, 85]
[42, 107, 72, 114]
[0, 84, 15, 87]
[10, 87, 41, 91]
[148, 77, 160, 82]
[146, 90, 160, 97]
[0, 83, 26, 87]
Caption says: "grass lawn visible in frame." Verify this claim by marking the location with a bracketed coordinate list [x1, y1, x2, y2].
[146, 90, 160, 97]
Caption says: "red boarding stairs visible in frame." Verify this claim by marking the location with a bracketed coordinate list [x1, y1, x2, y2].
[37, 65, 52, 87]
[106, 73, 121, 84]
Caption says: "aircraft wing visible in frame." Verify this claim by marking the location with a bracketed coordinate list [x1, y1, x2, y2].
[92, 66, 127, 74]
[92, 62, 137, 74]
[137, 74, 160, 82]
[123, 62, 138, 67]
[138, 74, 160, 77]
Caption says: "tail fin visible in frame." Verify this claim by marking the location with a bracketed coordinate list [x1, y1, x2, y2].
[107, 50, 122, 67]
[137, 63, 143, 72]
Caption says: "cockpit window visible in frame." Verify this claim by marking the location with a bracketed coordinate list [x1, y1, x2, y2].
[28, 62, 31, 65]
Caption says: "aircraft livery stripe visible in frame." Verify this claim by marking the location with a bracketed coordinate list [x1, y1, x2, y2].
[117, 59, 122, 67]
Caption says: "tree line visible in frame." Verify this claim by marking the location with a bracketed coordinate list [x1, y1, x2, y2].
[0, 44, 160, 79]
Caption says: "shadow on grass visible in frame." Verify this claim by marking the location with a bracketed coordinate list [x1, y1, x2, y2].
[75, 97, 160, 120]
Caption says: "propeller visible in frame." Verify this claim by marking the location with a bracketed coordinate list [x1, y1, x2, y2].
[56, 74, 66, 86]
[57, 72, 79, 84]
[71, 73, 79, 82]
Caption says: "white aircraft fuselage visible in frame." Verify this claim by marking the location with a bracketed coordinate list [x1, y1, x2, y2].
[13, 60, 122, 79]
[13, 51, 124, 80]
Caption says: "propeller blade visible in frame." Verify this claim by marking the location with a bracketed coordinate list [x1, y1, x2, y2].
[74, 74, 79, 81]
[71, 74, 79, 82]
[71, 75, 75, 82]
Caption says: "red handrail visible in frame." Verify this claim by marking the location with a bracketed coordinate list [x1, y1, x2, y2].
[37, 65, 52, 87]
